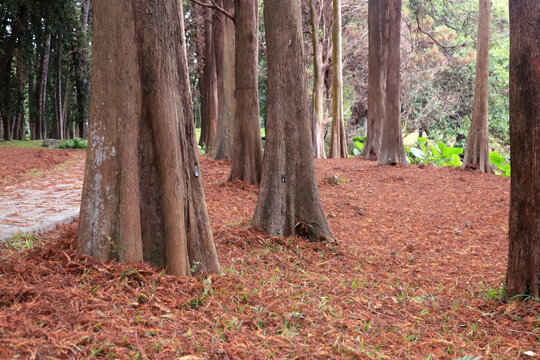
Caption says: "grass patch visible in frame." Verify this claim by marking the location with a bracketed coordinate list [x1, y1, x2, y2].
[0, 140, 44, 149]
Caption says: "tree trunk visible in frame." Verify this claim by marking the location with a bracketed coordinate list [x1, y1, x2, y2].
[78, 0, 220, 276]
[214, 0, 236, 160]
[309, 0, 326, 159]
[328, 0, 347, 158]
[198, 7, 218, 151]
[377, 0, 407, 165]
[363, 0, 384, 160]
[54, 35, 65, 140]
[253, 0, 333, 242]
[228, 0, 263, 184]
[75, 0, 92, 139]
[505, 0, 540, 299]
[37, 32, 51, 140]
[463, 0, 492, 173]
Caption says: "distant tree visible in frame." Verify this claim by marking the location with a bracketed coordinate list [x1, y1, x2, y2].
[78, 0, 220, 276]
[463, 0, 492, 173]
[228, 0, 263, 184]
[377, 0, 407, 165]
[309, 0, 328, 159]
[253, 0, 333, 242]
[328, 0, 347, 158]
[214, 0, 236, 160]
[198, 6, 218, 152]
[505, 0, 539, 299]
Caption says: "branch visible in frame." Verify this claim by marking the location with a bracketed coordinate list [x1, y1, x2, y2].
[189, 0, 234, 22]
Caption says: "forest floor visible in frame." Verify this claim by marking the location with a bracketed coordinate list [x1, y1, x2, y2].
[0, 147, 538, 359]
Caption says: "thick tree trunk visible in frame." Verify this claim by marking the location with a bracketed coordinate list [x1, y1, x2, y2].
[78, 0, 220, 276]
[463, 0, 492, 173]
[505, 0, 540, 299]
[228, 0, 263, 184]
[328, 0, 347, 158]
[214, 0, 236, 160]
[309, 0, 326, 159]
[377, 0, 407, 165]
[198, 8, 218, 151]
[363, 0, 384, 160]
[253, 0, 333, 242]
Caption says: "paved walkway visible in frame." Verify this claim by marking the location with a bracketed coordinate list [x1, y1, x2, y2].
[0, 159, 85, 242]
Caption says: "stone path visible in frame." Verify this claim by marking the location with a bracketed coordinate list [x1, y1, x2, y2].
[0, 158, 85, 242]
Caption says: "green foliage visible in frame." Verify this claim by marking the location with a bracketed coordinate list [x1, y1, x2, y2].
[489, 151, 511, 177]
[348, 136, 365, 157]
[407, 137, 463, 167]
[60, 137, 87, 149]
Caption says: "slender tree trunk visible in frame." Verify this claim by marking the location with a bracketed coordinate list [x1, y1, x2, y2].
[364, 0, 384, 160]
[310, 0, 326, 159]
[214, 0, 236, 160]
[377, 0, 407, 165]
[37, 32, 51, 140]
[505, 0, 540, 299]
[54, 35, 65, 140]
[253, 0, 333, 242]
[328, 0, 347, 158]
[75, 0, 91, 139]
[79, 0, 219, 276]
[228, 0, 263, 184]
[463, 0, 492, 173]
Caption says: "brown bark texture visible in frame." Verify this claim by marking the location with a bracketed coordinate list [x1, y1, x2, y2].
[505, 0, 540, 298]
[253, 0, 333, 242]
[310, 0, 326, 159]
[363, 0, 384, 160]
[228, 0, 263, 185]
[463, 0, 492, 173]
[377, 0, 407, 165]
[199, 7, 218, 152]
[214, 0, 236, 160]
[328, 0, 347, 158]
[78, 0, 220, 276]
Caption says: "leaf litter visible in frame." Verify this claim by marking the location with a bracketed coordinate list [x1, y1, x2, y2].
[0, 152, 538, 359]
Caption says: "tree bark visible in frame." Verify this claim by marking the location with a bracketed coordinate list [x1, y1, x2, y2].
[377, 0, 407, 165]
[253, 0, 333, 242]
[36, 32, 51, 140]
[78, 0, 220, 276]
[310, 0, 326, 159]
[198, 7, 218, 151]
[463, 0, 492, 173]
[505, 0, 540, 299]
[214, 0, 236, 160]
[363, 0, 384, 160]
[228, 0, 263, 184]
[74, 0, 92, 139]
[328, 0, 347, 158]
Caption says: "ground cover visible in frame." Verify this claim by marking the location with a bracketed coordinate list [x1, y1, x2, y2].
[0, 152, 537, 359]
[0, 145, 83, 188]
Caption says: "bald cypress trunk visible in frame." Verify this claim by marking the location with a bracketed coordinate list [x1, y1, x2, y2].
[463, 0, 492, 173]
[78, 0, 220, 276]
[364, 0, 384, 160]
[377, 0, 407, 165]
[253, 0, 333, 242]
[214, 0, 236, 160]
[505, 0, 540, 299]
[228, 0, 263, 184]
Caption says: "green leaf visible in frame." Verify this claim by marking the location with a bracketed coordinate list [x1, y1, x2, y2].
[438, 142, 450, 157]
[410, 147, 425, 159]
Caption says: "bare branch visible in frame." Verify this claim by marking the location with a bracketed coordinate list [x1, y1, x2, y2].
[189, 0, 234, 22]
